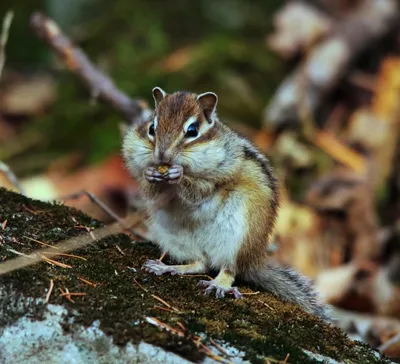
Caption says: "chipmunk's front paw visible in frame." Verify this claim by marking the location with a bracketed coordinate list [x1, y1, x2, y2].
[143, 259, 181, 276]
[198, 280, 243, 299]
[165, 165, 183, 184]
[145, 167, 164, 183]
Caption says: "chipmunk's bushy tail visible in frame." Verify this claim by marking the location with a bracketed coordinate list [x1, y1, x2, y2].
[241, 262, 332, 322]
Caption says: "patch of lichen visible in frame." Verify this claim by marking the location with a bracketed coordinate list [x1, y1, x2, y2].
[0, 187, 389, 363]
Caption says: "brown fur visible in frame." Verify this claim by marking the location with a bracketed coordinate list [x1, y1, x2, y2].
[236, 146, 280, 272]
[236, 171, 277, 270]
[151, 92, 213, 160]
[122, 88, 331, 322]
[137, 119, 152, 141]
[156, 92, 202, 135]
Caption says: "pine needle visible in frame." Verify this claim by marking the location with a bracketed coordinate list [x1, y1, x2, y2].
[45, 279, 54, 303]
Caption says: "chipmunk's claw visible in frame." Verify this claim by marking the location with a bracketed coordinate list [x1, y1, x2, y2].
[145, 167, 164, 183]
[166, 165, 183, 184]
[145, 166, 183, 184]
[143, 259, 180, 276]
[198, 280, 243, 299]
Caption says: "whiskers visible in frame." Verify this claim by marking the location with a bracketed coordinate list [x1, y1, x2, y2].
[134, 149, 153, 158]
[130, 139, 153, 158]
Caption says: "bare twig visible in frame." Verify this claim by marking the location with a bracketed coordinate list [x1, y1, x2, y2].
[30, 12, 152, 123]
[264, 356, 291, 364]
[0, 161, 25, 194]
[78, 277, 97, 287]
[210, 338, 232, 358]
[133, 278, 148, 292]
[45, 279, 54, 303]
[151, 294, 182, 313]
[175, 321, 187, 332]
[7, 248, 32, 258]
[59, 292, 86, 297]
[181, 273, 214, 280]
[241, 291, 260, 296]
[378, 332, 400, 352]
[0, 10, 13, 79]
[61, 190, 147, 241]
[59, 287, 74, 303]
[115, 245, 125, 255]
[258, 299, 275, 311]
[153, 305, 176, 313]
[0, 218, 131, 276]
[23, 236, 60, 250]
[40, 254, 72, 269]
[198, 342, 230, 363]
[145, 316, 185, 337]
[42, 252, 87, 261]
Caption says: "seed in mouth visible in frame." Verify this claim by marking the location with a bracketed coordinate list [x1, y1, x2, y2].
[157, 165, 169, 174]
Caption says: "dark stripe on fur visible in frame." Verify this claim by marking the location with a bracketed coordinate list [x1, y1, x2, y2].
[242, 144, 280, 220]
[243, 146, 275, 185]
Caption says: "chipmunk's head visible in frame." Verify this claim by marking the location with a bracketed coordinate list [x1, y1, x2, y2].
[149, 87, 226, 172]
[123, 87, 230, 178]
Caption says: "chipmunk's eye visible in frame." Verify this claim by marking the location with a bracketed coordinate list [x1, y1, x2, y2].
[185, 122, 199, 138]
[148, 122, 155, 137]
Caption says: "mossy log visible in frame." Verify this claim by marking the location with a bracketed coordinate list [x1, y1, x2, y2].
[0, 188, 392, 363]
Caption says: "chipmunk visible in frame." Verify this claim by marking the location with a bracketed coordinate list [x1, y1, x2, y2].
[122, 87, 330, 321]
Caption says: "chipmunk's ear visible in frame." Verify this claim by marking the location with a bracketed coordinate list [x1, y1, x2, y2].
[197, 92, 218, 123]
[152, 87, 166, 107]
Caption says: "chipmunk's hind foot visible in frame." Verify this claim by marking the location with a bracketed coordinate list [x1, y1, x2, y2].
[198, 269, 243, 299]
[198, 280, 243, 299]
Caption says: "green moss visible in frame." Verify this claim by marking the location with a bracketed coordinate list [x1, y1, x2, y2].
[0, 187, 389, 363]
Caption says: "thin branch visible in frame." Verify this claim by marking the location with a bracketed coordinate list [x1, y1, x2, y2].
[0, 10, 13, 80]
[378, 332, 400, 353]
[0, 215, 139, 276]
[30, 12, 152, 123]
[61, 190, 147, 241]
[0, 160, 25, 194]
[45, 279, 54, 303]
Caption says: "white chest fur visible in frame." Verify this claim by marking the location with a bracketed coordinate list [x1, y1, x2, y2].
[148, 190, 247, 270]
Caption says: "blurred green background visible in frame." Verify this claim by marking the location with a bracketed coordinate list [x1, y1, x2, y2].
[0, 0, 285, 167]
